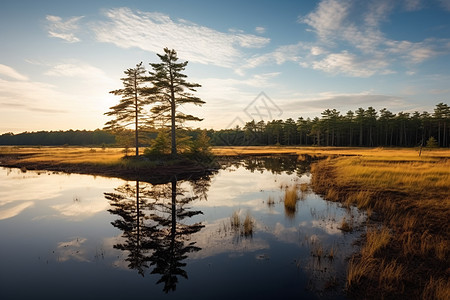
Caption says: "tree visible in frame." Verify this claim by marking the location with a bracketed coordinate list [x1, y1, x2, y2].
[149, 48, 205, 156]
[426, 136, 438, 148]
[365, 107, 377, 147]
[105, 62, 153, 156]
[355, 108, 365, 146]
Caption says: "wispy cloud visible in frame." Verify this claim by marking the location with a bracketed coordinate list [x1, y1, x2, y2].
[438, 0, 450, 11]
[289, 0, 450, 77]
[255, 26, 266, 34]
[44, 62, 113, 84]
[0, 64, 28, 81]
[46, 15, 83, 43]
[93, 8, 270, 68]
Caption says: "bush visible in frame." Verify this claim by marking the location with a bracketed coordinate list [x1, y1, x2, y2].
[426, 136, 438, 148]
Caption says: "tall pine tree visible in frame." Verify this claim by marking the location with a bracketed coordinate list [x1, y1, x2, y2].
[149, 48, 205, 156]
[104, 62, 153, 156]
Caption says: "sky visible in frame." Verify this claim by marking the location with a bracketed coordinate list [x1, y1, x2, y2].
[1, 0, 450, 133]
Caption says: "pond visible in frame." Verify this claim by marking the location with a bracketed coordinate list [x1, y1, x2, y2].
[0, 156, 366, 299]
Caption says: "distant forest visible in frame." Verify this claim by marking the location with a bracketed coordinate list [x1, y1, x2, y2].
[1, 103, 448, 148]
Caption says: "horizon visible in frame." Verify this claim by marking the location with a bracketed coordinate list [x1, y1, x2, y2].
[1, 0, 450, 134]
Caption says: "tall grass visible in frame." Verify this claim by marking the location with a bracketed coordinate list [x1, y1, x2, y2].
[311, 152, 450, 298]
[362, 227, 391, 257]
[284, 185, 298, 217]
[230, 210, 254, 237]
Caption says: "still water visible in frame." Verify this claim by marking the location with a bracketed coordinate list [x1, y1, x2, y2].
[0, 156, 365, 299]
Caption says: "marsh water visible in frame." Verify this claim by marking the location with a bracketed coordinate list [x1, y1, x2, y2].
[0, 156, 365, 299]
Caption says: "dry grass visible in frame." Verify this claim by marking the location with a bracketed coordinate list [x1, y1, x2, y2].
[310, 149, 450, 298]
[230, 210, 254, 237]
[230, 210, 241, 230]
[0, 146, 124, 165]
[362, 227, 391, 257]
[284, 185, 298, 216]
[423, 277, 450, 300]
[212, 146, 450, 161]
[338, 217, 353, 232]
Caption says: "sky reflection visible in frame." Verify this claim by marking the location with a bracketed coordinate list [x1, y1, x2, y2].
[0, 157, 363, 299]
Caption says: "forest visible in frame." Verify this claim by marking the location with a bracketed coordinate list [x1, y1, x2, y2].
[1, 102, 448, 148]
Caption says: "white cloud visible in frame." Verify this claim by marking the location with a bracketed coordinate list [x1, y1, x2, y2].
[293, 0, 450, 77]
[93, 8, 270, 68]
[310, 51, 393, 77]
[46, 15, 83, 43]
[255, 26, 266, 34]
[300, 0, 351, 39]
[0, 64, 28, 81]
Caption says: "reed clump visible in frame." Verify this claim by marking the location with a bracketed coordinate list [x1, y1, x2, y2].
[230, 210, 254, 238]
[284, 185, 298, 217]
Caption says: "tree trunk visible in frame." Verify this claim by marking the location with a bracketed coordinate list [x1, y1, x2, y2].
[134, 72, 139, 157]
[169, 67, 177, 156]
[359, 124, 363, 146]
[136, 180, 140, 247]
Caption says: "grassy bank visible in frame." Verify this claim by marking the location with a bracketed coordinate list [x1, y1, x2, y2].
[0, 146, 216, 182]
[310, 152, 450, 299]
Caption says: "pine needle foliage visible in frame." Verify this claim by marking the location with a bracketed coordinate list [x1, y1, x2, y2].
[149, 48, 205, 156]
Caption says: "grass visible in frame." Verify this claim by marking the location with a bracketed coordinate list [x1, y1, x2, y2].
[284, 185, 298, 209]
[0, 146, 216, 181]
[230, 210, 254, 237]
[338, 217, 353, 232]
[310, 149, 450, 299]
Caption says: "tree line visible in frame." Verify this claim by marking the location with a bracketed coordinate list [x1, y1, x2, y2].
[0, 129, 115, 146]
[211, 102, 449, 148]
[1, 102, 448, 148]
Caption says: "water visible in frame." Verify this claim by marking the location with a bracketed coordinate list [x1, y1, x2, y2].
[0, 156, 365, 299]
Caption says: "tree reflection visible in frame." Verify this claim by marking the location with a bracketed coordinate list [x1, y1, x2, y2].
[105, 175, 211, 292]
[218, 154, 314, 176]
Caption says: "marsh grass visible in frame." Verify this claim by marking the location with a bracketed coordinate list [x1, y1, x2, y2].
[284, 185, 299, 218]
[311, 151, 450, 298]
[338, 217, 353, 232]
[423, 277, 450, 300]
[362, 227, 391, 257]
[230, 210, 254, 238]
[284, 185, 298, 209]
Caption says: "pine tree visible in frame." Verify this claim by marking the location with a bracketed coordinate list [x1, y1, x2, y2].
[149, 48, 205, 156]
[104, 62, 153, 156]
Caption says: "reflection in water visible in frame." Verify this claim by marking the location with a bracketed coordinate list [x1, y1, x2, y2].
[105, 176, 211, 292]
[0, 156, 365, 299]
[219, 154, 313, 176]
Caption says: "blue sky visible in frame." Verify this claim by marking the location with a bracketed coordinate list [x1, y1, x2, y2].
[1, 0, 450, 133]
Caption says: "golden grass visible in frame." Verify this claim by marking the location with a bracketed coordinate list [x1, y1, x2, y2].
[332, 157, 450, 195]
[230, 210, 254, 237]
[362, 227, 391, 257]
[212, 146, 450, 160]
[284, 185, 298, 214]
[0, 146, 124, 165]
[310, 148, 450, 298]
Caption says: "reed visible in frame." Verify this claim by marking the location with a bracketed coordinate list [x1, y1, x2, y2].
[362, 227, 391, 257]
[284, 185, 298, 212]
